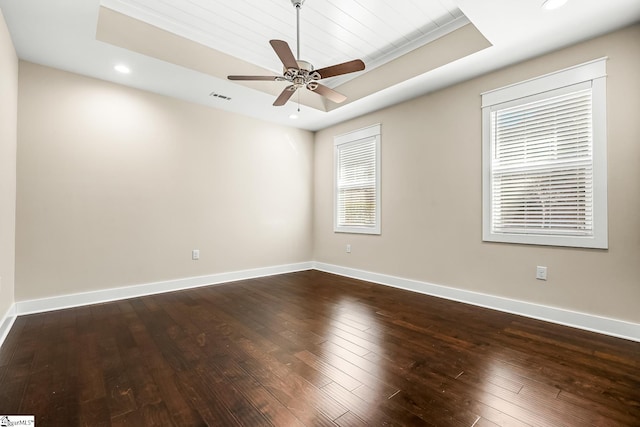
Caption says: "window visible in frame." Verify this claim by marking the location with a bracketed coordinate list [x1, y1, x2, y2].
[482, 58, 608, 249]
[334, 124, 381, 234]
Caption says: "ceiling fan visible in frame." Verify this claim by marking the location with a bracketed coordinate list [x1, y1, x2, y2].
[227, 0, 365, 107]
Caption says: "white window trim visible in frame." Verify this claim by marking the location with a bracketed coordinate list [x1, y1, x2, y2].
[334, 124, 381, 235]
[481, 58, 608, 249]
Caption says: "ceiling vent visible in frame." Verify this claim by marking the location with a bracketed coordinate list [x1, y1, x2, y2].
[209, 92, 232, 101]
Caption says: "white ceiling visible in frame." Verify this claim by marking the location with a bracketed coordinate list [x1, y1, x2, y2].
[1, 0, 639, 131]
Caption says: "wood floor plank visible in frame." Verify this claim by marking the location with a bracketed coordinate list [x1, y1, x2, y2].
[333, 410, 367, 426]
[192, 360, 272, 427]
[475, 417, 501, 427]
[98, 336, 138, 419]
[0, 317, 27, 368]
[126, 299, 206, 426]
[464, 400, 532, 427]
[321, 380, 433, 426]
[0, 270, 637, 426]
[238, 356, 342, 426]
[294, 350, 362, 391]
[556, 389, 640, 427]
[173, 370, 230, 426]
[0, 365, 29, 414]
[252, 346, 334, 389]
[78, 397, 111, 427]
[212, 355, 306, 427]
[308, 344, 399, 398]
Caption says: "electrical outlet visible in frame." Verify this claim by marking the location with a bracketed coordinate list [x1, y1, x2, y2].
[192, 249, 200, 260]
[536, 266, 548, 281]
[346, 244, 351, 253]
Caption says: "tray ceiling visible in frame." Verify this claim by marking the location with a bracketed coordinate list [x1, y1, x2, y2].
[95, 4, 489, 112]
[1, 0, 639, 130]
[100, 0, 467, 78]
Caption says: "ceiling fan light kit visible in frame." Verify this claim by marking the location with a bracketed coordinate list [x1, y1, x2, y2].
[227, 0, 365, 107]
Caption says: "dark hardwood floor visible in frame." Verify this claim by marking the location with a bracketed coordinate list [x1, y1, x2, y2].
[0, 270, 638, 426]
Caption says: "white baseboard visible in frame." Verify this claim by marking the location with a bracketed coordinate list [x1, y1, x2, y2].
[313, 262, 640, 343]
[15, 262, 314, 316]
[0, 303, 17, 349]
[3, 260, 638, 351]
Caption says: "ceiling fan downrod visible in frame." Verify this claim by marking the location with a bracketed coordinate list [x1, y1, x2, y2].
[291, 0, 304, 60]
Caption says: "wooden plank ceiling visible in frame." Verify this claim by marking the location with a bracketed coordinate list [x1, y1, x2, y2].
[101, 0, 465, 75]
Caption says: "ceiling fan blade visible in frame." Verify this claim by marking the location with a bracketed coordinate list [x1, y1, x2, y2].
[315, 59, 365, 79]
[228, 75, 279, 81]
[308, 83, 347, 104]
[270, 40, 299, 70]
[273, 85, 297, 106]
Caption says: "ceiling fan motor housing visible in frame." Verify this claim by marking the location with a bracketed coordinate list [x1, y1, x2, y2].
[284, 60, 321, 88]
[296, 60, 313, 72]
[291, 0, 305, 8]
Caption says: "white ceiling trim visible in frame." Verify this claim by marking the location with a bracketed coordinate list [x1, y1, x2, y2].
[328, 14, 471, 88]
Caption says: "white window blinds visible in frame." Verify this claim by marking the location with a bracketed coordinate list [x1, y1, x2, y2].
[481, 58, 608, 249]
[490, 87, 594, 236]
[334, 124, 381, 234]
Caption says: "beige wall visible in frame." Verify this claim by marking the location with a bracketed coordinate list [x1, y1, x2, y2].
[16, 62, 314, 300]
[11, 23, 640, 326]
[314, 24, 640, 324]
[0, 10, 18, 319]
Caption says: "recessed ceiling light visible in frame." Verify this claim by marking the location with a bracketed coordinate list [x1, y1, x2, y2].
[542, 0, 568, 10]
[114, 64, 131, 74]
[289, 113, 299, 120]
